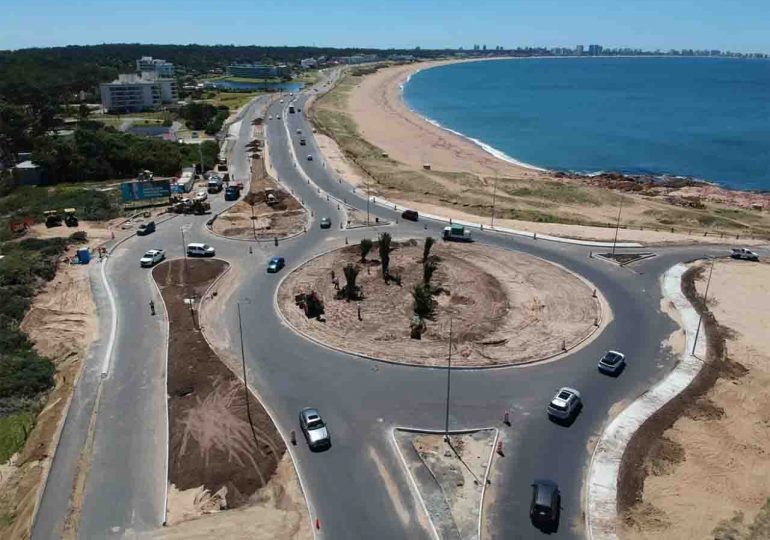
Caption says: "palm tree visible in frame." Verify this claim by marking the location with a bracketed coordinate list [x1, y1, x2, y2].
[379, 232, 392, 279]
[422, 237, 435, 263]
[359, 238, 373, 262]
[423, 258, 438, 286]
[412, 283, 435, 320]
[342, 263, 360, 301]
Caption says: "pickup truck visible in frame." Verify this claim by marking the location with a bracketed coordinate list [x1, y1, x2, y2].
[443, 224, 472, 242]
[731, 247, 759, 261]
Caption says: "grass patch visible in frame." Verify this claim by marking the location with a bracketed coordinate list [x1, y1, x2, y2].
[0, 411, 36, 463]
[204, 92, 262, 110]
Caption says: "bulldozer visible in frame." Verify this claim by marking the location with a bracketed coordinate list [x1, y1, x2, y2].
[63, 208, 79, 227]
[43, 210, 63, 228]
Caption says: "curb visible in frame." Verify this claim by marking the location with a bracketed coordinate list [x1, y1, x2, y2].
[273, 241, 609, 371]
[585, 262, 707, 540]
[391, 427, 499, 540]
[194, 260, 318, 539]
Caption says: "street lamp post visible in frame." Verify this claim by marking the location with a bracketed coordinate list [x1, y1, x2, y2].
[691, 257, 715, 356]
[611, 198, 624, 256]
[237, 299, 259, 448]
[444, 317, 454, 441]
[490, 178, 498, 228]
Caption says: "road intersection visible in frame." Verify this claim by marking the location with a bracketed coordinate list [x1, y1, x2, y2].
[33, 73, 733, 539]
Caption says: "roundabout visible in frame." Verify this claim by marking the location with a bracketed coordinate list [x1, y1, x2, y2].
[278, 239, 608, 367]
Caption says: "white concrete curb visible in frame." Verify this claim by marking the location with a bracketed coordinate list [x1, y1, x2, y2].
[390, 427, 499, 540]
[195, 261, 318, 539]
[585, 263, 706, 539]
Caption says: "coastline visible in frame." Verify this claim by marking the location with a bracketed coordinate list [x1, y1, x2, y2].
[346, 59, 769, 209]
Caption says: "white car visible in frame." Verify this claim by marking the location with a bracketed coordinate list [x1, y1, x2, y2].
[268, 115, 273, 120]
[547, 387, 582, 422]
[194, 190, 208, 201]
[276, 114, 281, 119]
[299, 408, 330, 451]
[186, 243, 215, 257]
[731, 248, 759, 261]
[140, 249, 165, 268]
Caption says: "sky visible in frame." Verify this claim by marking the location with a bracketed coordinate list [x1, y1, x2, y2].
[2, 0, 770, 53]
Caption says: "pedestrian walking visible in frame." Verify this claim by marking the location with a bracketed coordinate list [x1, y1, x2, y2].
[149, 300, 156, 316]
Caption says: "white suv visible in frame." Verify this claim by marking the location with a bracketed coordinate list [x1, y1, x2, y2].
[140, 249, 165, 267]
[731, 248, 759, 261]
[186, 243, 215, 257]
[547, 387, 582, 422]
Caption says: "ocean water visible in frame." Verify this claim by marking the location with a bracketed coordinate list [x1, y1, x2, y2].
[403, 57, 770, 191]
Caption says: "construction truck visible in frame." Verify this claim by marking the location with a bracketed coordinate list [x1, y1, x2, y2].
[442, 224, 473, 242]
[63, 208, 79, 227]
[44, 210, 62, 228]
[169, 196, 210, 215]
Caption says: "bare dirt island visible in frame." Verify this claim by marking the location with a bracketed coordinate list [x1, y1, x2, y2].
[621, 259, 770, 539]
[394, 429, 496, 540]
[212, 120, 307, 240]
[278, 239, 604, 367]
[310, 61, 770, 243]
[152, 259, 309, 538]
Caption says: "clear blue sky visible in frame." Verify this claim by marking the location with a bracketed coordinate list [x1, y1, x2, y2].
[3, 0, 769, 53]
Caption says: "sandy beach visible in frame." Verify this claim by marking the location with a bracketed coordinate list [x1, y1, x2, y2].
[348, 60, 552, 180]
[310, 59, 770, 243]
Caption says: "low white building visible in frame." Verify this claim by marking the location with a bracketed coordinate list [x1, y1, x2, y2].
[100, 73, 178, 113]
[300, 58, 318, 69]
[136, 56, 175, 77]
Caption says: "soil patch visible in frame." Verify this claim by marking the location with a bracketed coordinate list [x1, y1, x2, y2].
[394, 430, 496, 540]
[152, 259, 286, 514]
[278, 240, 602, 367]
[212, 124, 307, 240]
[620, 260, 770, 539]
[0, 231, 103, 540]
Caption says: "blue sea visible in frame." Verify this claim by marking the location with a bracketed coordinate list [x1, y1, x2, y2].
[403, 57, 770, 191]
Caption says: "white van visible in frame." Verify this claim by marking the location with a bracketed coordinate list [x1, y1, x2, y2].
[186, 243, 215, 257]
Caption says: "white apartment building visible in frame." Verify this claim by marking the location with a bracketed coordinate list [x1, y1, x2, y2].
[100, 73, 178, 113]
[136, 56, 175, 77]
[300, 58, 318, 69]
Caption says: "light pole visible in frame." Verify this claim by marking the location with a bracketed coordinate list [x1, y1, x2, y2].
[490, 177, 498, 228]
[237, 299, 260, 448]
[611, 197, 624, 256]
[366, 175, 371, 226]
[691, 257, 715, 356]
[444, 317, 454, 441]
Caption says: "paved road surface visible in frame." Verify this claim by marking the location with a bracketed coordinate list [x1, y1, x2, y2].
[33, 71, 751, 540]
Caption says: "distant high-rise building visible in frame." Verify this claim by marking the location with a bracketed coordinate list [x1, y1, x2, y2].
[576, 45, 584, 55]
[588, 44, 603, 56]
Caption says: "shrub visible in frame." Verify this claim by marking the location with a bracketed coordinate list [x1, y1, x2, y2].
[412, 283, 435, 320]
[422, 237, 435, 263]
[360, 238, 373, 262]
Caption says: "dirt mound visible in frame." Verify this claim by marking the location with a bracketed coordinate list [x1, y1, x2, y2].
[278, 241, 603, 367]
[153, 259, 285, 511]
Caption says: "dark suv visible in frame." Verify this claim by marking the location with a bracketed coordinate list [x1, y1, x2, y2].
[530, 479, 560, 530]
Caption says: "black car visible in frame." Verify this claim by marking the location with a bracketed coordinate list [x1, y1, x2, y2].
[530, 479, 560, 530]
[401, 209, 419, 222]
[320, 217, 332, 229]
[136, 221, 156, 236]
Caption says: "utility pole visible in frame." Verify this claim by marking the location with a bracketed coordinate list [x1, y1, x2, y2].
[197, 142, 204, 177]
[691, 257, 715, 356]
[611, 197, 624, 256]
[444, 317, 454, 441]
[237, 300, 259, 448]
[490, 177, 498, 228]
[366, 175, 371, 226]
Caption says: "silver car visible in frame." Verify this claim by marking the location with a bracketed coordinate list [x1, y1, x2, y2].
[299, 408, 330, 450]
[547, 387, 582, 422]
[598, 350, 626, 375]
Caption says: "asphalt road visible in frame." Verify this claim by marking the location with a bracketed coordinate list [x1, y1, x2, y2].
[33, 71, 750, 540]
[32, 95, 271, 539]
